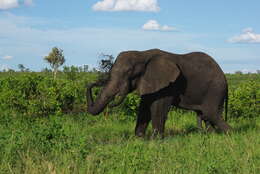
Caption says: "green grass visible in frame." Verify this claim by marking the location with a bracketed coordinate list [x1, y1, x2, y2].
[0, 111, 259, 174]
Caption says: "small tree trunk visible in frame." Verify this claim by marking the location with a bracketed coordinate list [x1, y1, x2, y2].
[53, 67, 58, 80]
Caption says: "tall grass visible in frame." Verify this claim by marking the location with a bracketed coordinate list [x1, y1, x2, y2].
[0, 111, 259, 174]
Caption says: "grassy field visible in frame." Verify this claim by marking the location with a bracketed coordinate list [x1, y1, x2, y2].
[0, 111, 259, 174]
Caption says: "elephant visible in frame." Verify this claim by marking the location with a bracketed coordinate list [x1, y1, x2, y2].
[87, 49, 231, 137]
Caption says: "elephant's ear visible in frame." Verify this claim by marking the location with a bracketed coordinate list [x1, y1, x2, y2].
[138, 57, 180, 95]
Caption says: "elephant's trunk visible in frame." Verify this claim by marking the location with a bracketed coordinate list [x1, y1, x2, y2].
[86, 81, 119, 115]
[86, 83, 99, 115]
[109, 89, 128, 108]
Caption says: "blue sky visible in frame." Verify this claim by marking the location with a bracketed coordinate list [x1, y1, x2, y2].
[0, 0, 259, 72]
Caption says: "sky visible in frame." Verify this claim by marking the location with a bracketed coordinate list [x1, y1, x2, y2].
[0, 0, 259, 73]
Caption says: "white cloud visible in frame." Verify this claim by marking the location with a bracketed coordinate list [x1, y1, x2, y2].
[142, 20, 177, 31]
[228, 28, 260, 43]
[242, 27, 253, 33]
[24, 0, 33, 6]
[0, 0, 34, 10]
[0, 0, 19, 9]
[2, 55, 13, 60]
[92, 0, 160, 12]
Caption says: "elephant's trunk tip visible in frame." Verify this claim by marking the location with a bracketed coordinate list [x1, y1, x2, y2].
[87, 106, 102, 116]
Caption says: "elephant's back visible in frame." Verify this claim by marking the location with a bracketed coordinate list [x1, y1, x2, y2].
[175, 52, 227, 104]
[178, 52, 225, 80]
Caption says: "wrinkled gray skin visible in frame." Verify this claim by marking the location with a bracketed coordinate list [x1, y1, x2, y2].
[87, 49, 231, 138]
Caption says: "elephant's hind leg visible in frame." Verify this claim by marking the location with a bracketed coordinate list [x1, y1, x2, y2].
[212, 115, 231, 133]
[135, 97, 151, 137]
[203, 109, 231, 133]
[196, 112, 214, 132]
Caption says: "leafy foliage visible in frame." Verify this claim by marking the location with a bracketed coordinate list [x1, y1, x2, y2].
[98, 54, 114, 73]
[44, 47, 65, 79]
[121, 93, 141, 117]
[0, 73, 90, 116]
[229, 80, 260, 118]
[63, 65, 79, 81]
[0, 72, 259, 119]
[93, 54, 114, 88]
[18, 64, 25, 72]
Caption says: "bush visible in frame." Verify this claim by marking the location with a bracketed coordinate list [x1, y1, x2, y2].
[229, 80, 260, 118]
[63, 66, 79, 81]
[0, 74, 89, 116]
[120, 93, 140, 118]
[0, 72, 259, 119]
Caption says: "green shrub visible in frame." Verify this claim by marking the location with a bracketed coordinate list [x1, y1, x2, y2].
[0, 74, 89, 116]
[229, 80, 260, 118]
[63, 66, 79, 81]
[121, 93, 140, 118]
[0, 72, 259, 119]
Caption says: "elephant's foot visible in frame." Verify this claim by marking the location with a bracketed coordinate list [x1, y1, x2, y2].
[218, 123, 232, 134]
[151, 129, 164, 139]
[135, 126, 147, 138]
[205, 121, 215, 133]
[135, 131, 145, 138]
[196, 120, 214, 133]
[206, 125, 215, 133]
[208, 117, 232, 134]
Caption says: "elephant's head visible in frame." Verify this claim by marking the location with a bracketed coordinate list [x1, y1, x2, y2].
[86, 49, 180, 115]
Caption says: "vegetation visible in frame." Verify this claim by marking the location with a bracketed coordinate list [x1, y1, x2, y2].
[17, 64, 30, 72]
[18, 64, 26, 72]
[0, 71, 259, 174]
[44, 47, 65, 79]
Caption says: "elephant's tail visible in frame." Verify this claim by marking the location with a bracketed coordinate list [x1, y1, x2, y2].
[224, 86, 228, 121]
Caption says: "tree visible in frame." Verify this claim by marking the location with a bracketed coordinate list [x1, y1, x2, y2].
[96, 54, 114, 85]
[235, 70, 243, 75]
[18, 64, 25, 72]
[7, 69, 15, 72]
[44, 47, 65, 79]
[257, 70, 260, 74]
[79, 66, 83, 73]
[83, 65, 89, 72]
[98, 53, 114, 73]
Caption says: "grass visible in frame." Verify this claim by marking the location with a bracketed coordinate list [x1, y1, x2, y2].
[0, 111, 259, 174]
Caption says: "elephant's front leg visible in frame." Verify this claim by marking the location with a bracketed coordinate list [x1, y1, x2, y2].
[135, 97, 151, 137]
[150, 97, 172, 138]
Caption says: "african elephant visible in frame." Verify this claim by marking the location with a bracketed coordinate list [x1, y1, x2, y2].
[87, 49, 231, 137]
